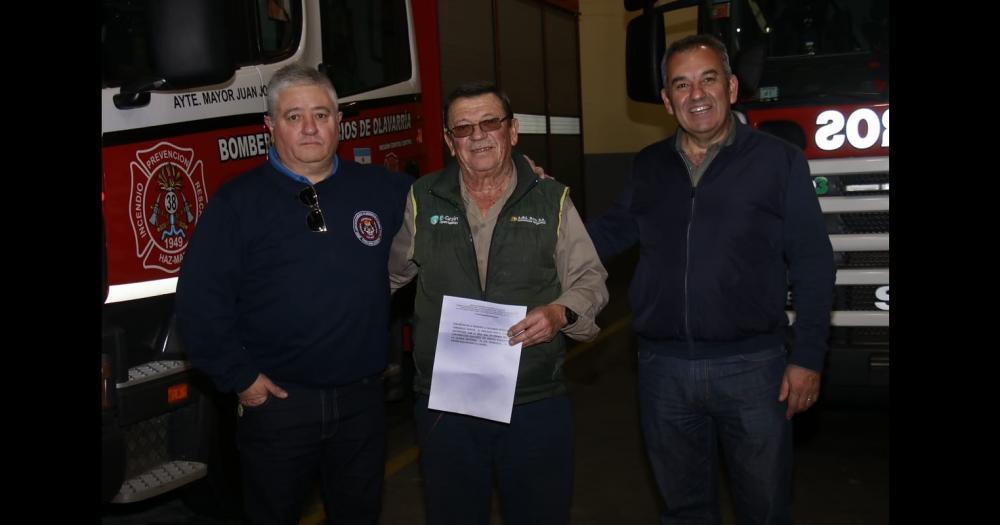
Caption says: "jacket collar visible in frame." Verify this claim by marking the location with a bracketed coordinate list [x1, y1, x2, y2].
[668, 112, 748, 154]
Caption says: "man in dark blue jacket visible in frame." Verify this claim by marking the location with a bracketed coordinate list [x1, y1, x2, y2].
[176, 64, 412, 525]
[587, 35, 834, 524]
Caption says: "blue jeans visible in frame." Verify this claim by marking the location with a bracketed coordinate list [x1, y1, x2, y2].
[414, 393, 573, 525]
[236, 377, 386, 525]
[637, 346, 792, 525]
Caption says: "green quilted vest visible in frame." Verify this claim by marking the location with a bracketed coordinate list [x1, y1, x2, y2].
[410, 153, 570, 405]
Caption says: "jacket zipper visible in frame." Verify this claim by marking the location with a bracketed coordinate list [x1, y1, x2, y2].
[684, 186, 696, 352]
[482, 178, 538, 299]
[453, 199, 486, 301]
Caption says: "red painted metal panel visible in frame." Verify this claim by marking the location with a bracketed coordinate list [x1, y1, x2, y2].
[102, 122, 268, 287]
[411, 0, 445, 174]
[745, 103, 889, 160]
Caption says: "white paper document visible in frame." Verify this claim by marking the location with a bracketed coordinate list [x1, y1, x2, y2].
[427, 295, 527, 423]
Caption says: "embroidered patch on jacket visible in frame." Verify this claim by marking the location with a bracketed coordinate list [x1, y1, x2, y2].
[429, 215, 460, 225]
[510, 215, 547, 225]
[353, 211, 382, 246]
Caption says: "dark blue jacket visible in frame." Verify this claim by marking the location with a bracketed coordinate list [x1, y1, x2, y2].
[176, 155, 413, 393]
[587, 122, 834, 371]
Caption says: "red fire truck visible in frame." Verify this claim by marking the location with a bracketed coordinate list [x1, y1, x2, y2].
[624, 0, 889, 403]
[102, 0, 585, 514]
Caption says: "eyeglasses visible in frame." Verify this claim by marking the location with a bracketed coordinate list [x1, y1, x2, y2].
[445, 115, 511, 138]
[298, 186, 327, 233]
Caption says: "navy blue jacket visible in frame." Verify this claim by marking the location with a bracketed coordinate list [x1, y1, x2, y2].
[587, 122, 834, 371]
[176, 155, 413, 393]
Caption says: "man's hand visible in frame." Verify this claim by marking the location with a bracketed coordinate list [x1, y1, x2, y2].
[238, 373, 289, 407]
[523, 154, 551, 180]
[507, 304, 567, 348]
[778, 364, 820, 419]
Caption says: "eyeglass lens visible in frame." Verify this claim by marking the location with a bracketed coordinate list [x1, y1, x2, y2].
[449, 116, 509, 138]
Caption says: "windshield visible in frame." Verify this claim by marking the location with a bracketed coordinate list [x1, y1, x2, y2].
[102, 0, 301, 88]
[713, 0, 888, 58]
[318, 0, 413, 98]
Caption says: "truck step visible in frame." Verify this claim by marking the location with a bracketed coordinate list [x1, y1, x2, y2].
[111, 460, 207, 503]
[118, 360, 191, 388]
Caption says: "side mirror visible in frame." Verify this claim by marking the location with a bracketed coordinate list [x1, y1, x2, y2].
[624, 0, 655, 11]
[625, 12, 665, 103]
[734, 42, 766, 99]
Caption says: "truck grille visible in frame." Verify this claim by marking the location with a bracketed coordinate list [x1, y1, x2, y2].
[824, 172, 890, 196]
[830, 326, 889, 346]
[833, 285, 885, 311]
[827, 211, 889, 235]
[839, 212, 889, 234]
[836, 251, 889, 268]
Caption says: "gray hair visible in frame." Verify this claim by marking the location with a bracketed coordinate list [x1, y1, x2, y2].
[266, 63, 339, 118]
[660, 34, 733, 88]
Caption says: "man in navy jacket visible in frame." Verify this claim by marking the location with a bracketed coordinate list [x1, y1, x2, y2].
[587, 35, 834, 524]
[176, 64, 412, 525]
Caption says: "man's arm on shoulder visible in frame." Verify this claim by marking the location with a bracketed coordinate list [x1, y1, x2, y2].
[585, 170, 639, 261]
[175, 197, 259, 394]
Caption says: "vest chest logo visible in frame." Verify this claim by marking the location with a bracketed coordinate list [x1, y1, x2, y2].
[429, 214, 460, 226]
[129, 142, 208, 273]
[510, 215, 547, 226]
[353, 211, 382, 246]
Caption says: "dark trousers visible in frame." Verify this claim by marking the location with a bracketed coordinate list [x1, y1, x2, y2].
[637, 346, 793, 525]
[236, 377, 386, 525]
[414, 393, 573, 525]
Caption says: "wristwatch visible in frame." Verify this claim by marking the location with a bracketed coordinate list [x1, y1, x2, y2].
[564, 306, 578, 326]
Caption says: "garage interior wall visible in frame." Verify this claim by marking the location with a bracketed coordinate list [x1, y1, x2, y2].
[437, 0, 587, 216]
[578, 0, 697, 217]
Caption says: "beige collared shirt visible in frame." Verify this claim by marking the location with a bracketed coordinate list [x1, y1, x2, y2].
[389, 167, 609, 341]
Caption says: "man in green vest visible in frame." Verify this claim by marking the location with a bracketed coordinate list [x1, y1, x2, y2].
[389, 81, 608, 525]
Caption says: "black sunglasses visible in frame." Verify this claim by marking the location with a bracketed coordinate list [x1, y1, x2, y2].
[298, 186, 327, 233]
[445, 115, 512, 138]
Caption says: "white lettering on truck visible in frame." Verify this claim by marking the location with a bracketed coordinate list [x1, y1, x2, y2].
[815, 108, 889, 151]
[339, 112, 413, 141]
[173, 85, 266, 110]
[874, 286, 889, 311]
[218, 133, 272, 162]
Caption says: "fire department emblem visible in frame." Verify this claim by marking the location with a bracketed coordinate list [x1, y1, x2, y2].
[353, 210, 382, 246]
[129, 142, 208, 273]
